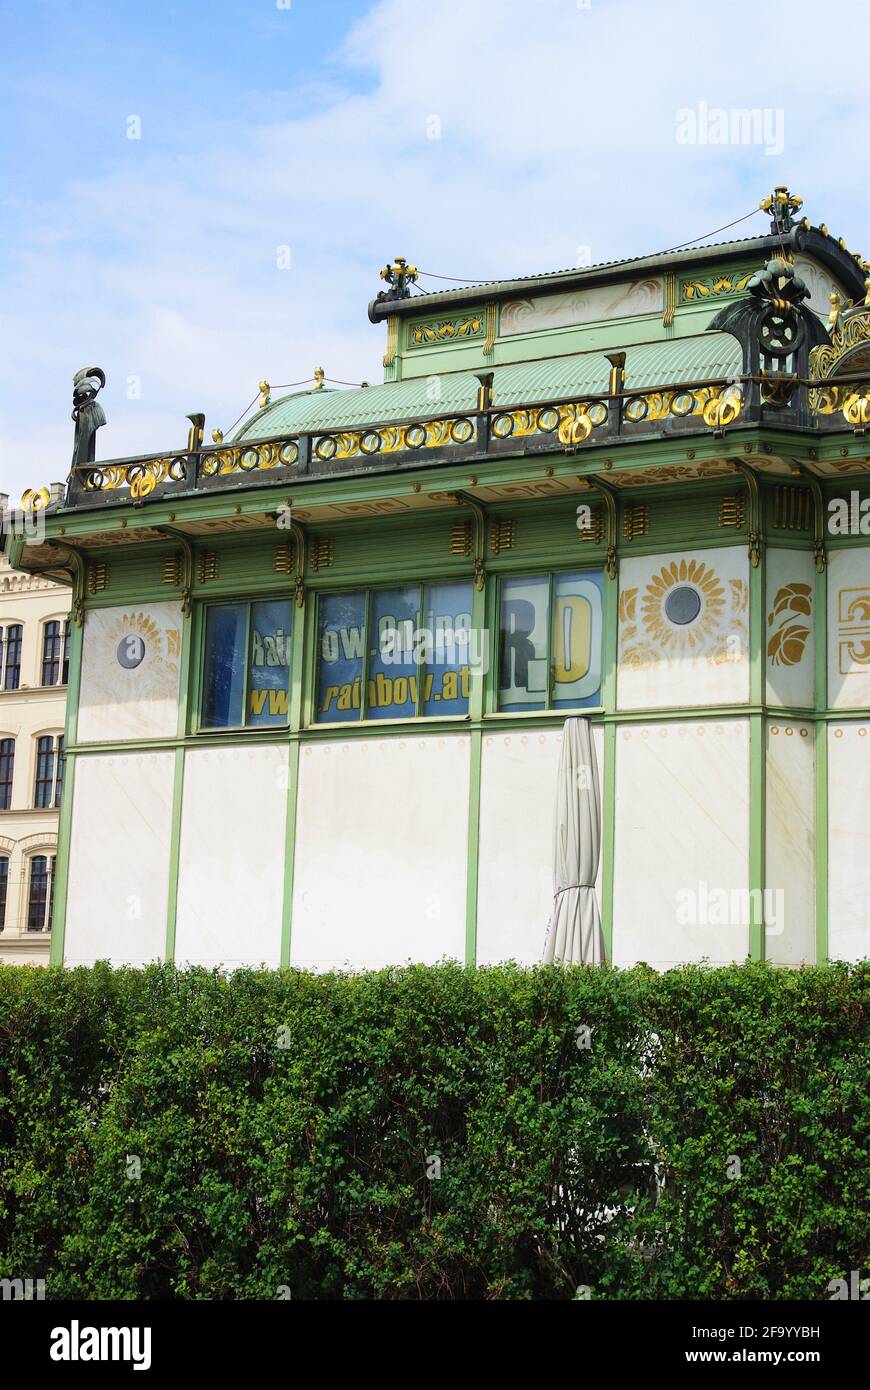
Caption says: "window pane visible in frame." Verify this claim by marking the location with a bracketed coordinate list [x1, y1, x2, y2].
[55, 737, 65, 807]
[368, 586, 419, 720]
[27, 856, 48, 931]
[48, 856, 56, 933]
[421, 581, 474, 716]
[0, 738, 14, 810]
[498, 576, 550, 711]
[202, 604, 247, 728]
[34, 735, 55, 808]
[0, 857, 8, 931]
[551, 571, 604, 709]
[61, 620, 70, 684]
[316, 592, 365, 723]
[247, 600, 292, 726]
[42, 621, 61, 685]
[3, 625, 22, 690]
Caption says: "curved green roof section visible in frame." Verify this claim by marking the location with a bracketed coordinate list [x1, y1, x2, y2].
[232, 333, 742, 442]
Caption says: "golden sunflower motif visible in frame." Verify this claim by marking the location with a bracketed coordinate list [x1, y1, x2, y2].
[106, 611, 179, 687]
[640, 559, 726, 654]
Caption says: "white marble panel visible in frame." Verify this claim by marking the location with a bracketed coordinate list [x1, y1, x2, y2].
[175, 744, 288, 969]
[78, 602, 183, 743]
[476, 724, 604, 965]
[765, 550, 815, 709]
[828, 722, 870, 961]
[65, 751, 175, 966]
[617, 547, 750, 710]
[612, 719, 750, 968]
[291, 734, 469, 971]
[827, 550, 870, 710]
[501, 278, 663, 336]
[765, 721, 815, 965]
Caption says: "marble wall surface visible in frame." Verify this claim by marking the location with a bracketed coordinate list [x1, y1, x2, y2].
[476, 724, 604, 965]
[290, 733, 470, 971]
[64, 750, 174, 967]
[828, 722, 870, 962]
[77, 602, 183, 743]
[827, 550, 870, 710]
[174, 744, 288, 969]
[765, 720, 815, 964]
[612, 719, 750, 968]
[618, 547, 750, 710]
[765, 549, 816, 709]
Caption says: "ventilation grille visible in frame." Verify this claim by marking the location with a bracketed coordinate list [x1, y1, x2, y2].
[311, 537, 334, 571]
[577, 506, 604, 544]
[623, 504, 649, 542]
[718, 493, 745, 528]
[490, 519, 516, 554]
[87, 561, 109, 594]
[772, 486, 813, 531]
[274, 541, 294, 574]
[449, 519, 473, 556]
[197, 550, 218, 583]
[161, 552, 183, 585]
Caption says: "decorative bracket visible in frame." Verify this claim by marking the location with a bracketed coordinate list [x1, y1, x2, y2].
[44, 540, 87, 626]
[290, 519, 307, 607]
[732, 461, 763, 568]
[157, 526, 194, 617]
[791, 464, 827, 573]
[587, 476, 618, 580]
[450, 491, 486, 591]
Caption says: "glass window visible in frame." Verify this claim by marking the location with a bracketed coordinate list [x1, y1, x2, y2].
[27, 855, 52, 932]
[61, 620, 70, 685]
[55, 736, 65, 807]
[201, 599, 292, 730]
[315, 581, 474, 723]
[0, 856, 8, 931]
[0, 738, 14, 810]
[34, 735, 55, 808]
[2, 625, 22, 690]
[498, 571, 603, 711]
[41, 621, 63, 685]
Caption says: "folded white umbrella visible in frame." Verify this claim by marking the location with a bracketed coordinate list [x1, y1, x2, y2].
[543, 716, 604, 965]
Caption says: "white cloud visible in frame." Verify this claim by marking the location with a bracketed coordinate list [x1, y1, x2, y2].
[1, 0, 867, 499]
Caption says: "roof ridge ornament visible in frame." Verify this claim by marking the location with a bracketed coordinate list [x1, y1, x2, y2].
[759, 186, 803, 236]
[377, 256, 418, 302]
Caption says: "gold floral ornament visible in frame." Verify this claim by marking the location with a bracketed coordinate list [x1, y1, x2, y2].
[556, 401, 606, 447]
[21, 486, 51, 511]
[702, 384, 743, 428]
[767, 583, 812, 666]
[129, 470, 158, 500]
[843, 391, 870, 428]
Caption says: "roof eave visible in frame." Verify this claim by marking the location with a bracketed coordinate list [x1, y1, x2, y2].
[368, 227, 866, 322]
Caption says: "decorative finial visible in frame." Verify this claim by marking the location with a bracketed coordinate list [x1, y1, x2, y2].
[760, 187, 803, 236]
[865, 276, 870, 307]
[377, 256, 418, 301]
[71, 367, 106, 471]
[820, 224, 829, 238]
[211, 428, 224, 444]
[258, 381, 271, 409]
[828, 292, 842, 332]
[186, 413, 205, 451]
[313, 367, 325, 390]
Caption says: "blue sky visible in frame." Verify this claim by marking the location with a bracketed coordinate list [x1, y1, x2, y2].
[1, 0, 867, 498]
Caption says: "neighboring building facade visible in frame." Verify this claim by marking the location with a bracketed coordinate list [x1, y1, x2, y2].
[0, 550, 70, 963]
[8, 188, 870, 972]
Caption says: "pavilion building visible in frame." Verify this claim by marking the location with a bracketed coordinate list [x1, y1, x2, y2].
[6, 188, 870, 972]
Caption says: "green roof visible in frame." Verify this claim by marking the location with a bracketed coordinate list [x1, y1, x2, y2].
[232, 333, 743, 442]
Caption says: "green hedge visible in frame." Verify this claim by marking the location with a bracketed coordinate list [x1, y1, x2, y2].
[0, 960, 867, 1299]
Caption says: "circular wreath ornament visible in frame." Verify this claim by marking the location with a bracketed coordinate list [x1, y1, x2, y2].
[759, 304, 805, 358]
